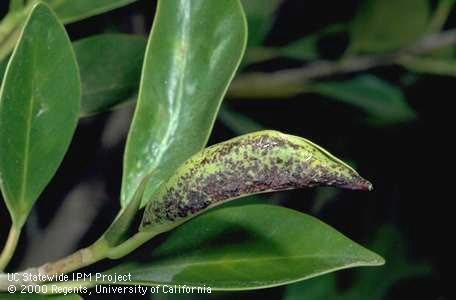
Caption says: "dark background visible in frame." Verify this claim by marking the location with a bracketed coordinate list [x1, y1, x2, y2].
[0, 0, 451, 299]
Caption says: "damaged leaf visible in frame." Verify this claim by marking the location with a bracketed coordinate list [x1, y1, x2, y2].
[141, 130, 372, 231]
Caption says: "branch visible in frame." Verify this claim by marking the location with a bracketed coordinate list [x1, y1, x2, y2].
[228, 29, 456, 98]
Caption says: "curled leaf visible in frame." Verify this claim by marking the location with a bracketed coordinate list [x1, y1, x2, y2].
[141, 130, 372, 231]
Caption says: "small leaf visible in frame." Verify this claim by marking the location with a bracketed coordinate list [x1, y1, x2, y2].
[73, 34, 146, 117]
[44, 0, 140, 23]
[103, 173, 152, 247]
[103, 204, 383, 290]
[141, 130, 372, 231]
[350, 0, 430, 53]
[308, 75, 417, 124]
[0, 3, 80, 226]
[400, 55, 456, 77]
[241, 0, 283, 46]
[122, 0, 247, 207]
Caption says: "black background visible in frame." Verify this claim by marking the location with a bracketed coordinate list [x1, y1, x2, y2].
[0, 1, 451, 299]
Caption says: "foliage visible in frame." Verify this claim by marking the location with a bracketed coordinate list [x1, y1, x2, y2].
[1, 0, 451, 298]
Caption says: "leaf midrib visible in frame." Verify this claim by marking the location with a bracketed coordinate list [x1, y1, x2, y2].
[18, 42, 37, 217]
[127, 254, 376, 272]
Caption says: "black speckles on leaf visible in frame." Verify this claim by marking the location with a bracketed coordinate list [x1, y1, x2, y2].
[141, 131, 372, 230]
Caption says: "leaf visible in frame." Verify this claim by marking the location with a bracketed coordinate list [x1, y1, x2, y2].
[0, 59, 7, 83]
[400, 56, 456, 77]
[9, 0, 25, 13]
[283, 226, 430, 300]
[350, 0, 430, 53]
[44, 0, 140, 23]
[308, 75, 417, 124]
[121, 0, 247, 207]
[0, 3, 80, 227]
[141, 130, 372, 232]
[73, 34, 146, 117]
[1, 294, 83, 300]
[241, 0, 282, 46]
[102, 173, 152, 247]
[103, 204, 383, 290]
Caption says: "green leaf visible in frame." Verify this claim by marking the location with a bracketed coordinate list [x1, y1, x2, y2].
[243, 24, 347, 65]
[241, 0, 282, 46]
[283, 226, 430, 300]
[44, 0, 140, 23]
[141, 130, 372, 232]
[121, 0, 247, 207]
[103, 204, 383, 290]
[0, 3, 80, 227]
[350, 0, 430, 53]
[1, 294, 83, 300]
[9, 0, 25, 13]
[103, 173, 152, 247]
[308, 75, 417, 124]
[0, 59, 7, 83]
[73, 34, 146, 117]
[400, 56, 456, 77]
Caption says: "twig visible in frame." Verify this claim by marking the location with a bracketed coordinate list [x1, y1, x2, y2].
[0, 226, 21, 271]
[228, 29, 456, 98]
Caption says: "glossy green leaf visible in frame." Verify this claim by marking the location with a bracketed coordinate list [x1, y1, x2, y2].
[122, 0, 247, 207]
[73, 34, 146, 117]
[350, 0, 430, 53]
[44, 0, 140, 23]
[308, 75, 417, 124]
[141, 130, 372, 232]
[241, 0, 282, 46]
[0, 3, 80, 226]
[283, 226, 430, 300]
[104, 204, 383, 290]
[0, 294, 82, 300]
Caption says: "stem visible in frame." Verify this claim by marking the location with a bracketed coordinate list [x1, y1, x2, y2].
[228, 29, 456, 98]
[0, 225, 22, 271]
[38, 239, 110, 276]
[0, 238, 110, 291]
[107, 231, 155, 259]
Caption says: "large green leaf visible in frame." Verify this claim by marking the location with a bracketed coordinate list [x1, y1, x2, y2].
[103, 204, 383, 290]
[121, 0, 247, 207]
[308, 75, 417, 124]
[350, 0, 430, 53]
[44, 0, 140, 23]
[0, 3, 80, 226]
[241, 0, 282, 46]
[140, 130, 372, 232]
[73, 34, 146, 117]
